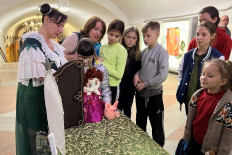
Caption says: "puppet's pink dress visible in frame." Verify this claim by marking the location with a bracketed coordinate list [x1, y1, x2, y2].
[84, 91, 105, 123]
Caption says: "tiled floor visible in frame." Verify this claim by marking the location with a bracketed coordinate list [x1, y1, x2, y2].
[0, 62, 187, 155]
[0, 63, 17, 155]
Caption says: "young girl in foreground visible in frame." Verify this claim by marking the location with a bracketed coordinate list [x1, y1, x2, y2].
[183, 59, 232, 155]
[99, 19, 127, 104]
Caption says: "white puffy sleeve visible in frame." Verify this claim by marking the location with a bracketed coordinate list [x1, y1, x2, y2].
[17, 39, 46, 87]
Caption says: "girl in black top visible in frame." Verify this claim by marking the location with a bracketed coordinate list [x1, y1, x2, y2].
[118, 26, 141, 118]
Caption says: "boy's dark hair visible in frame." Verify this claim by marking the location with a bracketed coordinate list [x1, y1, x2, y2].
[142, 21, 160, 33]
[80, 16, 106, 42]
[76, 38, 95, 56]
[40, 3, 68, 24]
[199, 6, 220, 27]
[107, 19, 125, 35]
[198, 21, 216, 35]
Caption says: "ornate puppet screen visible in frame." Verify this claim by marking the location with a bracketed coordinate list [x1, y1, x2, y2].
[54, 60, 84, 129]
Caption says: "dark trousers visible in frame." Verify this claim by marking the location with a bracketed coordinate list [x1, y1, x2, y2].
[189, 138, 204, 155]
[118, 92, 134, 118]
[135, 92, 165, 147]
[110, 86, 119, 104]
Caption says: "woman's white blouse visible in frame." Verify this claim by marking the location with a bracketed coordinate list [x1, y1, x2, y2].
[17, 32, 67, 87]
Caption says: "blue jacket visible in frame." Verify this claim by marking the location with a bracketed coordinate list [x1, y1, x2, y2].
[176, 47, 224, 108]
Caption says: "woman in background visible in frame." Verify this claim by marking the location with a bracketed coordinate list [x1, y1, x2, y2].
[62, 16, 106, 61]
[188, 6, 231, 60]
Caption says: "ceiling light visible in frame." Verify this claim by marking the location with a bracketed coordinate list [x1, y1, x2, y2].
[58, 0, 70, 12]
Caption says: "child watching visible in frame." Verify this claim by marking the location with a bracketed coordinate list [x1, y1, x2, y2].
[188, 6, 232, 60]
[183, 59, 232, 155]
[133, 21, 169, 147]
[176, 21, 225, 115]
[76, 38, 111, 103]
[99, 19, 127, 104]
[118, 26, 141, 118]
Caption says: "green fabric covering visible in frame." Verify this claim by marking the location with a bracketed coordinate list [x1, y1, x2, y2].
[15, 81, 48, 155]
[63, 112, 169, 155]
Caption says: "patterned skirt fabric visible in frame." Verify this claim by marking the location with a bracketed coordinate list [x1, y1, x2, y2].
[64, 112, 169, 155]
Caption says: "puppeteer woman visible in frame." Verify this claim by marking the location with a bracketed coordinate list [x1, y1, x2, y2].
[15, 3, 68, 155]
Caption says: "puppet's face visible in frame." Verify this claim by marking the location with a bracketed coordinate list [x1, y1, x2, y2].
[84, 78, 101, 95]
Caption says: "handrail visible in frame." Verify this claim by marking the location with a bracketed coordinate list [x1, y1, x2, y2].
[0, 47, 8, 63]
